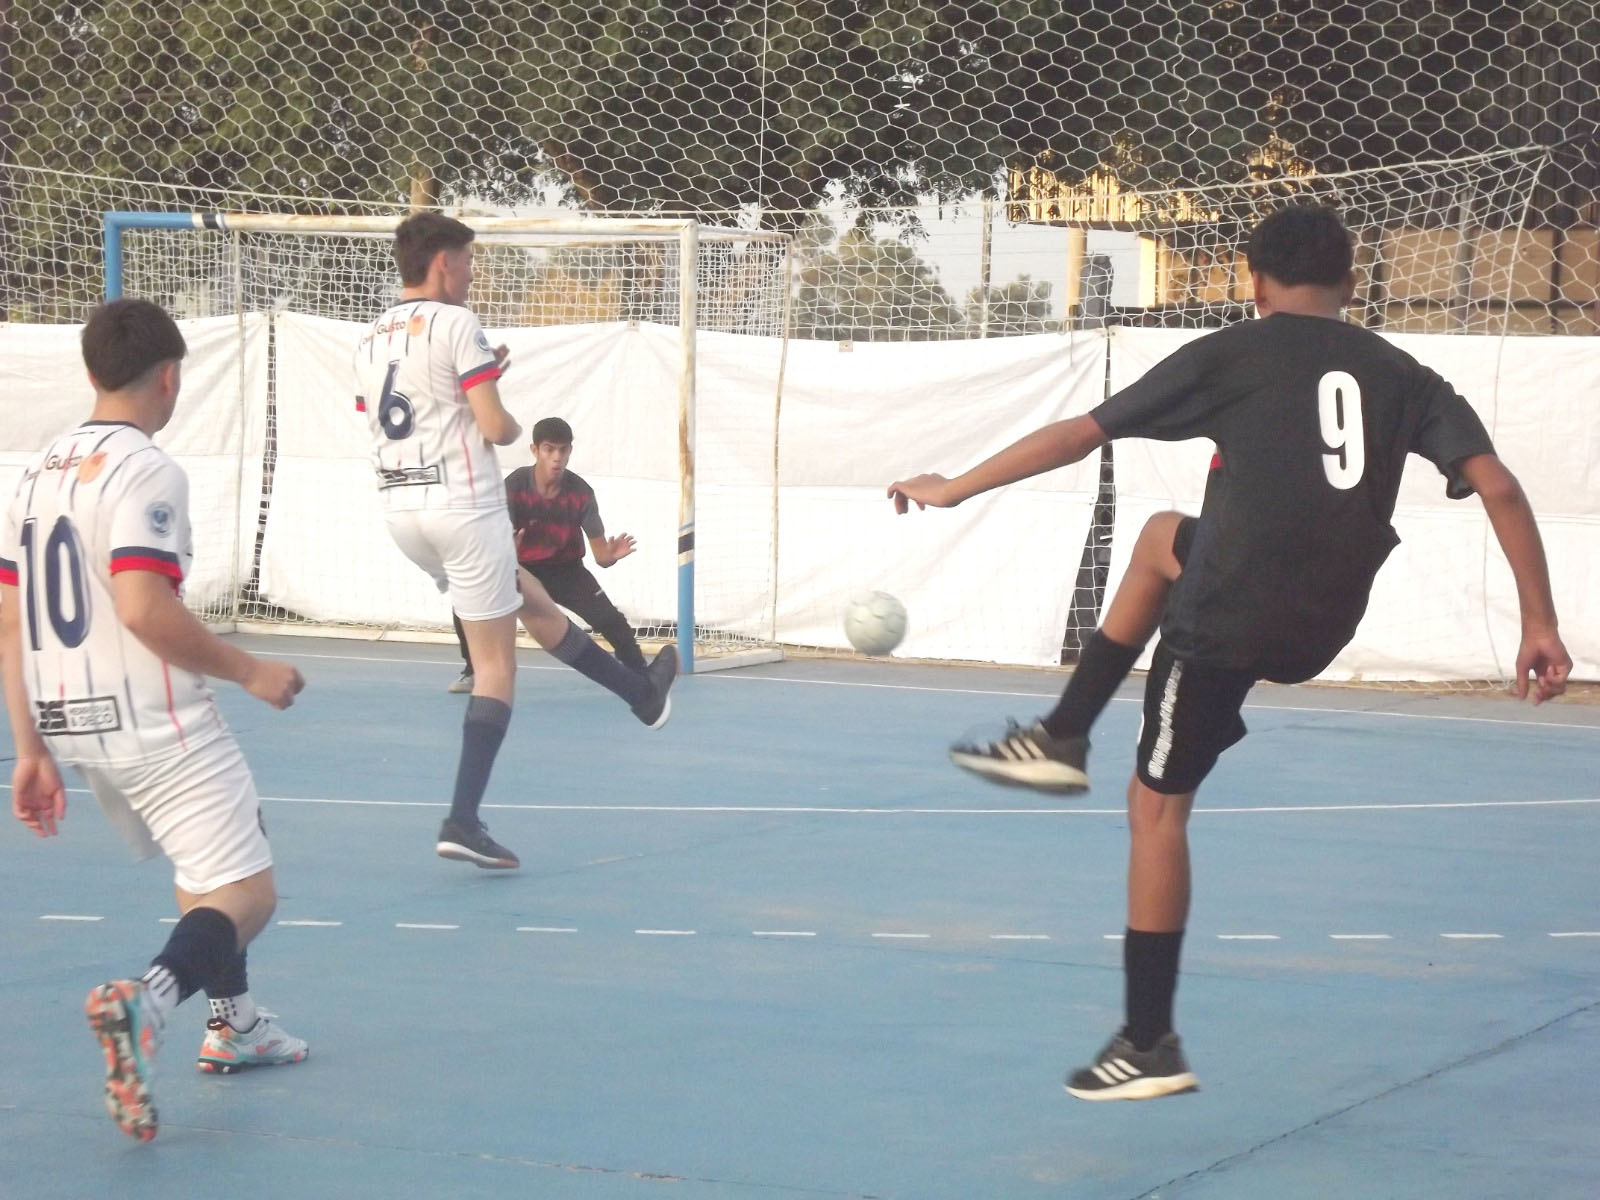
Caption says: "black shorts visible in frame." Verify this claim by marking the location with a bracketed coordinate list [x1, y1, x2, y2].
[1135, 640, 1256, 795]
[1172, 514, 1198, 566]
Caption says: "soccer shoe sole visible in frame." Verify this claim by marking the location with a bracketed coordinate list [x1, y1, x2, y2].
[948, 749, 1089, 793]
[85, 982, 158, 1142]
[1064, 1071, 1200, 1101]
[435, 839, 520, 870]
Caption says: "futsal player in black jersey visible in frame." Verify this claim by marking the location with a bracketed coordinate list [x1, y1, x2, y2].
[888, 205, 1571, 1101]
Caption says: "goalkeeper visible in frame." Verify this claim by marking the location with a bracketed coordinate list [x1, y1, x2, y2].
[449, 418, 650, 693]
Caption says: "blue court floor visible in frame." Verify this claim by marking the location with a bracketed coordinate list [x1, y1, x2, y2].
[2, 636, 1597, 1198]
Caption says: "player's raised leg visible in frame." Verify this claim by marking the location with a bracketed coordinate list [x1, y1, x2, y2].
[515, 568, 677, 729]
[950, 510, 1190, 792]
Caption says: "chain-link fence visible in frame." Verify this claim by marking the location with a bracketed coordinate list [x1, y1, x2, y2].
[4, 2, 1599, 334]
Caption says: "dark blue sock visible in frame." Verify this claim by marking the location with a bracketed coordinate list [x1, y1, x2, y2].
[450, 696, 511, 825]
[152, 907, 239, 1002]
[205, 949, 248, 1000]
[550, 620, 649, 708]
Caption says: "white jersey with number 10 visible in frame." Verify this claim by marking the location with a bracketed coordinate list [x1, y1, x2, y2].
[0, 422, 226, 767]
[353, 300, 506, 511]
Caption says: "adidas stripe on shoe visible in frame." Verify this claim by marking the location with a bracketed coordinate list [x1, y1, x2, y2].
[1064, 1030, 1198, 1101]
[949, 719, 1089, 793]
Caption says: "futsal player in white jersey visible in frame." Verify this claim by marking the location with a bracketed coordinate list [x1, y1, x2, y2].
[0, 300, 309, 1142]
[354, 213, 677, 871]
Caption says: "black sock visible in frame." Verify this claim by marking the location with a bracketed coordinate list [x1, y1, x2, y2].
[550, 620, 650, 708]
[449, 696, 511, 825]
[152, 907, 240, 1002]
[598, 620, 648, 673]
[1041, 630, 1142, 739]
[1124, 927, 1185, 1051]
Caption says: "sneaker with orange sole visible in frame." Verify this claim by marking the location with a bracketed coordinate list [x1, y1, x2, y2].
[85, 980, 163, 1142]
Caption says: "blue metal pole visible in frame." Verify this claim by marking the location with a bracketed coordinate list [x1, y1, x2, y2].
[676, 525, 694, 673]
[102, 212, 212, 300]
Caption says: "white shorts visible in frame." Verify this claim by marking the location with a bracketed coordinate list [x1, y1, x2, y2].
[386, 507, 521, 621]
[78, 733, 273, 895]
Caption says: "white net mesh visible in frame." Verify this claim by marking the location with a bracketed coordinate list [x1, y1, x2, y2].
[109, 221, 790, 659]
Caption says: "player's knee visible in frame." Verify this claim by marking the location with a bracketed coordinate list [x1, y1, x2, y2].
[1126, 777, 1194, 834]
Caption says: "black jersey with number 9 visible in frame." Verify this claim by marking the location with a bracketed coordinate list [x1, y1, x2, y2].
[1092, 313, 1495, 682]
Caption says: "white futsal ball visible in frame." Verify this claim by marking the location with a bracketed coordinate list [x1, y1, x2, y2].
[844, 591, 908, 656]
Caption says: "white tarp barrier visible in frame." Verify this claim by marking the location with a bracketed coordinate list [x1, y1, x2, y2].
[268, 317, 1105, 664]
[1106, 327, 1600, 681]
[0, 316, 267, 612]
[5, 316, 1595, 679]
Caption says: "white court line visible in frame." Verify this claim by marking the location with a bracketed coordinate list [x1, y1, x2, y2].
[1441, 932, 1503, 940]
[1330, 933, 1393, 940]
[989, 934, 1051, 941]
[396, 923, 459, 931]
[251, 794, 1600, 816]
[158, 917, 178, 924]
[40, 914, 102, 922]
[1549, 931, 1600, 938]
[6, 785, 1598, 817]
[872, 932, 931, 940]
[1103, 933, 1125, 940]
[262, 647, 1599, 732]
[636, 929, 696, 936]
[1218, 934, 1281, 941]
[517, 926, 577, 934]
[278, 920, 342, 927]
[753, 930, 816, 938]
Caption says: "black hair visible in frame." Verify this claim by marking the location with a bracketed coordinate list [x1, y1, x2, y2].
[80, 299, 187, 391]
[531, 417, 574, 445]
[1244, 205, 1354, 287]
[393, 212, 476, 286]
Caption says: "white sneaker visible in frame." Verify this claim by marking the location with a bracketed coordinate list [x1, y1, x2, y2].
[197, 1011, 309, 1074]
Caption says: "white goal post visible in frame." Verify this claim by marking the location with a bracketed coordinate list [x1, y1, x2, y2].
[103, 211, 793, 673]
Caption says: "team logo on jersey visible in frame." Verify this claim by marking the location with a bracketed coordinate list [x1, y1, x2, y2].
[408, 314, 427, 336]
[36, 696, 122, 735]
[475, 330, 491, 352]
[44, 451, 83, 473]
[146, 501, 175, 537]
[77, 452, 107, 483]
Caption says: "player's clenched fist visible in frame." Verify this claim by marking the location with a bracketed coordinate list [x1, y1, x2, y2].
[244, 660, 306, 709]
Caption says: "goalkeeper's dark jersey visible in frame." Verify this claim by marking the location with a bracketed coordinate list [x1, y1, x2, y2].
[1092, 313, 1495, 683]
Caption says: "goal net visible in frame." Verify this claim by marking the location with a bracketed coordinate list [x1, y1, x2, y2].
[105, 213, 792, 672]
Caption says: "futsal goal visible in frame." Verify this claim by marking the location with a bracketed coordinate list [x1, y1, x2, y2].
[102, 211, 793, 673]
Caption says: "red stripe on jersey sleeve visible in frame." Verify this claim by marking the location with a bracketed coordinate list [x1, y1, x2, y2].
[459, 363, 502, 391]
[110, 553, 184, 582]
[355, 396, 368, 412]
[0, 558, 17, 587]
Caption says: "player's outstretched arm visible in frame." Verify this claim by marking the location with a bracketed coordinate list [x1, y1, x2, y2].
[1, 584, 67, 836]
[889, 414, 1108, 512]
[111, 571, 305, 709]
[466, 379, 521, 446]
[1457, 453, 1572, 703]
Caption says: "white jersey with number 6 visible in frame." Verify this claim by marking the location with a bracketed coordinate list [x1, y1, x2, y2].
[353, 300, 505, 511]
[0, 422, 227, 767]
